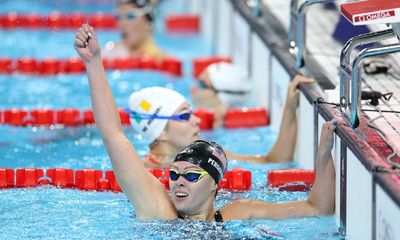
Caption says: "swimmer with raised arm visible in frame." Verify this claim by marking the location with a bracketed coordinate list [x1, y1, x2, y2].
[78, 25, 313, 167]
[74, 24, 335, 221]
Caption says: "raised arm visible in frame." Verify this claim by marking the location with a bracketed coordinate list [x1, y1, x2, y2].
[306, 120, 336, 215]
[222, 120, 336, 220]
[74, 24, 176, 219]
[265, 75, 315, 163]
[225, 75, 314, 163]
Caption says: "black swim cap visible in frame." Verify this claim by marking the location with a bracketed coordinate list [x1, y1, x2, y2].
[174, 140, 228, 184]
[117, 0, 154, 22]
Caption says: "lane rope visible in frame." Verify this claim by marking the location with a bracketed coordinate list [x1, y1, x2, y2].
[0, 167, 252, 191]
[0, 56, 182, 76]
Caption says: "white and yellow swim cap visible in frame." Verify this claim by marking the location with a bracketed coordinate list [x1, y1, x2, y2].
[128, 87, 186, 143]
[206, 62, 251, 106]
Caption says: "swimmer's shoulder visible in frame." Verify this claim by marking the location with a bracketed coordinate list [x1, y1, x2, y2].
[219, 199, 254, 221]
[143, 41, 167, 61]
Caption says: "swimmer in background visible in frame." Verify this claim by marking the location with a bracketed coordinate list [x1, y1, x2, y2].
[191, 62, 250, 127]
[126, 73, 312, 167]
[74, 24, 336, 221]
[102, 0, 166, 60]
[191, 63, 316, 162]
[193, 62, 291, 128]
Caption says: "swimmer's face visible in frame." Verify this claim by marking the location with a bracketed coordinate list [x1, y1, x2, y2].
[163, 102, 201, 149]
[191, 71, 223, 109]
[169, 161, 217, 215]
[116, 2, 151, 49]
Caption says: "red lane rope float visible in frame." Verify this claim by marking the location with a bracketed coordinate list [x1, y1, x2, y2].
[193, 109, 215, 130]
[0, 56, 182, 76]
[0, 58, 13, 74]
[192, 56, 232, 79]
[0, 12, 200, 32]
[0, 108, 124, 127]
[165, 14, 200, 33]
[267, 169, 316, 191]
[0, 168, 251, 192]
[0, 12, 117, 30]
[224, 107, 269, 129]
[0, 107, 269, 130]
[219, 168, 252, 191]
[194, 107, 270, 130]
[0, 169, 14, 188]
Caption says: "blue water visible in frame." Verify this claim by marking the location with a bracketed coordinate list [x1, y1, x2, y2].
[0, 123, 343, 239]
[0, 187, 339, 240]
[0, 0, 190, 14]
[0, 0, 342, 239]
[0, 71, 189, 109]
[0, 30, 210, 62]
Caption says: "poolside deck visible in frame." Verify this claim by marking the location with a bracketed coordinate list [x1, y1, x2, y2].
[264, 0, 400, 156]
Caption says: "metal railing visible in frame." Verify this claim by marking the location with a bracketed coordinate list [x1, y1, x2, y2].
[288, 0, 334, 68]
[246, 0, 261, 17]
[339, 23, 400, 128]
[348, 43, 400, 128]
[339, 29, 395, 113]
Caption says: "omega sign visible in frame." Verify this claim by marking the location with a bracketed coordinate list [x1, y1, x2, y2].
[355, 10, 395, 22]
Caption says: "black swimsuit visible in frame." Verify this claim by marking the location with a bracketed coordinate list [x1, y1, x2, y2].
[213, 210, 223, 222]
[178, 210, 224, 222]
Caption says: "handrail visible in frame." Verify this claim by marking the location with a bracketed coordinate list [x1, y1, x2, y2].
[349, 43, 400, 128]
[339, 29, 395, 112]
[392, 22, 400, 39]
[288, 0, 335, 68]
[247, 0, 261, 17]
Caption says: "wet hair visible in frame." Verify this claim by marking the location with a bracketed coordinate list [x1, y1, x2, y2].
[174, 140, 228, 185]
[117, 0, 154, 22]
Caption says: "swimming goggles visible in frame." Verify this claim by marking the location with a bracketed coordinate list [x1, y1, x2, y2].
[198, 80, 248, 95]
[169, 168, 209, 182]
[125, 108, 193, 122]
[114, 6, 152, 21]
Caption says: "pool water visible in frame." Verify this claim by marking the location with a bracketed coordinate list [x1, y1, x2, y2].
[0, 0, 343, 239]
[0, 122, 342, 239]
[0, 186, 340, 240]
[0, 71, 189, 109]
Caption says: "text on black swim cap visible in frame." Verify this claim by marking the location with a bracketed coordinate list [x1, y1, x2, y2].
[174, 140, 228, 184]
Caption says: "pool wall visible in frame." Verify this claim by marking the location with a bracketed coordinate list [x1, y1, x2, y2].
[191, 0, 400, 239]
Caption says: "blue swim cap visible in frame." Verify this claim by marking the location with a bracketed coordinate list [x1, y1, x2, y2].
[174, 140, 228, 184]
